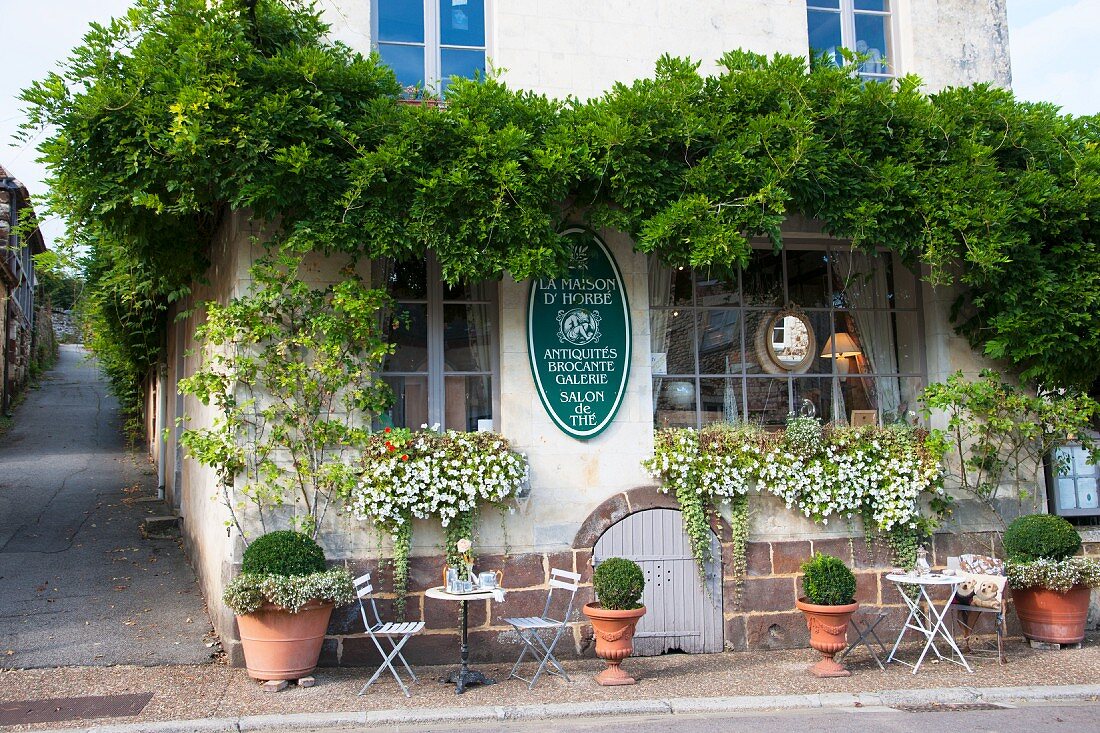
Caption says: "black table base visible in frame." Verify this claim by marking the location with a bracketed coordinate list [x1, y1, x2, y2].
[440, 598, 496, 694]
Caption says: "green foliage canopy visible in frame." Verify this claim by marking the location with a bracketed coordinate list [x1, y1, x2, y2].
[21, 0, 1100, 416]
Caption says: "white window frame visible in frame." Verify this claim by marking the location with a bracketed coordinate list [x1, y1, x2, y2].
[806, 0, 897, 82]
[379, 254, 500, 431]
[373, 0, 493, 93]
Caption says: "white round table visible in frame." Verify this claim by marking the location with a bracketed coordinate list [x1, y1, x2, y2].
[885, 573, 972, 674]
[424, 585, 506, 694]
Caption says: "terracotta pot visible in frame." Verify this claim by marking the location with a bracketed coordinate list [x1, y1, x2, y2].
[795, 598, 858, 678]
[582, 603, 647, 686]
[1011, 584, 1091, 644]
[236, 600, 334, 681]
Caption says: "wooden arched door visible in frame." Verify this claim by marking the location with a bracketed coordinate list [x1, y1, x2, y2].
[593, 508, 723, 654]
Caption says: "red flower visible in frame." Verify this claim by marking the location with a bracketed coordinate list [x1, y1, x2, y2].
[401, 454, 409, 461]
[384, 427, 392, 433]
[385, 441, 395, 451]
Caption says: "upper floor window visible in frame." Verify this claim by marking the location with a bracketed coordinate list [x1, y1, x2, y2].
[375, 0, 487, 94]
[374, 256, 497, 432]
[806, 0, 893, 82]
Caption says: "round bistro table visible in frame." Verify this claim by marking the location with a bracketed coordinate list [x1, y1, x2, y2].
[885, 573, 973, 674]
[424, 585, 506, 694]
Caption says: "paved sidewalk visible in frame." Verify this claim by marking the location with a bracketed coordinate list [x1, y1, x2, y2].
[1, 634, 1097, 731]
[0, 345, 213, 667]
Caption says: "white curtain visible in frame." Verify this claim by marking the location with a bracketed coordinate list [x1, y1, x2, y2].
[649, 258, 673, 414]
[831, 250, 901, 420]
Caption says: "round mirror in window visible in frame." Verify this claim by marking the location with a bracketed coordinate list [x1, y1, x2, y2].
[755, 307, 816, 374]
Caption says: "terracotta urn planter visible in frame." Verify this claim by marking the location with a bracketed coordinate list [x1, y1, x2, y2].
[582, 603, 647, 686]
[236, 600, 335, 681]
[796, 598, 858, 678]
[1011, 584, 1090, 644]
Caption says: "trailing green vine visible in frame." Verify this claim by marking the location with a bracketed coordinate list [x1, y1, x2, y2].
[646, 417, 949, 586]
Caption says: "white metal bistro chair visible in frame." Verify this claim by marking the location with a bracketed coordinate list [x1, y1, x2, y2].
[504, 567, 581, 688]
[353, 572, 425, 697]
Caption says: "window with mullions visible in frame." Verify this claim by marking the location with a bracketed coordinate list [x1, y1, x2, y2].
[375, 257, 497, 431]
[376, 0, 487, 94]
[806, 0, 893, 82]
[650, 246, 923, 430]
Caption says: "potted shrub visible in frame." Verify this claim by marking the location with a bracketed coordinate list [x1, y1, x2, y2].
[582, 557, 646, 686]
[1005, 514, 1100, 644]
[795, 553, 858, 677]
[224, 531, 355, 681]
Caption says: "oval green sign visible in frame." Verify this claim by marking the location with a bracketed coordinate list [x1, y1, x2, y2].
[528, 229, 631, 440]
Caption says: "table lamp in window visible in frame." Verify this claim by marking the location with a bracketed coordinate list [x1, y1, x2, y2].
[819, 332, 861, 378]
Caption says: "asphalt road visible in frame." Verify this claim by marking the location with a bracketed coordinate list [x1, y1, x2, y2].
[356, 702, 1100, 733]
[0, 344, 213, 667]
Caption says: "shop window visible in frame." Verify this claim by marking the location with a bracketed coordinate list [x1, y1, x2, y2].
[806, 0, 893, 82]
[375, 256, 497, 431]
[376, 0, 487, 94]
[650, 246, 923, 429]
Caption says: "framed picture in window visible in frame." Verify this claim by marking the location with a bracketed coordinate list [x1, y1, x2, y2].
[850, 410, 878, 427]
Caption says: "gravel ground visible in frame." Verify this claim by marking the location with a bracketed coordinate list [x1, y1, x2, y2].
[2, 633, 1098, 731]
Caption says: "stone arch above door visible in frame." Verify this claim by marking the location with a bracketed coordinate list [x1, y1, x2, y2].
[571, 486, 680, 550]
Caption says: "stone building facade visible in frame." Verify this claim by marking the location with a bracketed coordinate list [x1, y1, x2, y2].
[144, 1, 1086, 668]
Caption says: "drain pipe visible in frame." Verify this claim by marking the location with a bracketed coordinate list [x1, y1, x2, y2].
[155, 362, 168, 500]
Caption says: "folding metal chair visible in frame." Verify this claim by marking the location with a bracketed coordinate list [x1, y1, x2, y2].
[353, 572, 425, 697]
[504, 567, 580, 688]
[839, 609, 889, 671]
[948, 555, 1008, 664]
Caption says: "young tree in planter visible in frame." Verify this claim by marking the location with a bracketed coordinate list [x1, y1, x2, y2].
[582, 558, 647, 686]
[179, 253, 394, 542]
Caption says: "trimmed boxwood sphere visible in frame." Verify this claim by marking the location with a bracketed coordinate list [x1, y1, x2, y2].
[593, 557, 645, 610]
[1003, 514, 1081, 562]
[801, 552, 857, 606]
[241, 530, 327, 576]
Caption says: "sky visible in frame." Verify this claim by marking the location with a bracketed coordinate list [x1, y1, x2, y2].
[1, 0, 1098, 251]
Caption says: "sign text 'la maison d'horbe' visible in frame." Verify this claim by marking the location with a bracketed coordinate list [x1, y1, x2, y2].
[528, 229, 631, 439]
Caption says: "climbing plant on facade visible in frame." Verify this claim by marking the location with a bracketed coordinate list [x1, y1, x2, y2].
[22, 0, 1100, 429]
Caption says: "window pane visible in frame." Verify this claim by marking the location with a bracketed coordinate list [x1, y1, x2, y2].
[650, 262, 695, 307]
[808, 0, 840, 8]
[854, 0, 887, 11]
[380, 375, 429, 429]
[374, 258, 428, 300]
[654, 379, 698, 429]
[794, 377, 834, 423]
[892, 311, 921, 374]
[830, 250, 889, 309]
[379, 43, 426, 89]
[378, 0, 424, 43]
[384, 303, 428, 371]
[651, 310, 696, 375]
[700, 377, 743, 425]
[443, 303, 492, 372]
[745, 377, 790, 428]
[785, 250, 829, 308]
[695, 267, 740, 306]
[807, 9, 843, 67]
[444, 280, 493, 301]
[444, 375, 492, 431]
[854, 13, 890, 75]
[889, 253, 918, 309]
[440, 48, 485, 93]
[1079, 478, 1099, 509]
[698, 309, 743, 375]
[439, 0, 485, 47]
[743, 250, 784, 306]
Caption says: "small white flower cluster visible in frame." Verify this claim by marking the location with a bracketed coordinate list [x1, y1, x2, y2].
[1007, 556, 1100, 594]
[644, 421, 944, 533]
[348, 429, 529, 534]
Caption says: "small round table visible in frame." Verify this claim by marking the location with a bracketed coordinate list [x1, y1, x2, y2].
[424, 585, 506, 694]
[885, 573, 973, 674]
